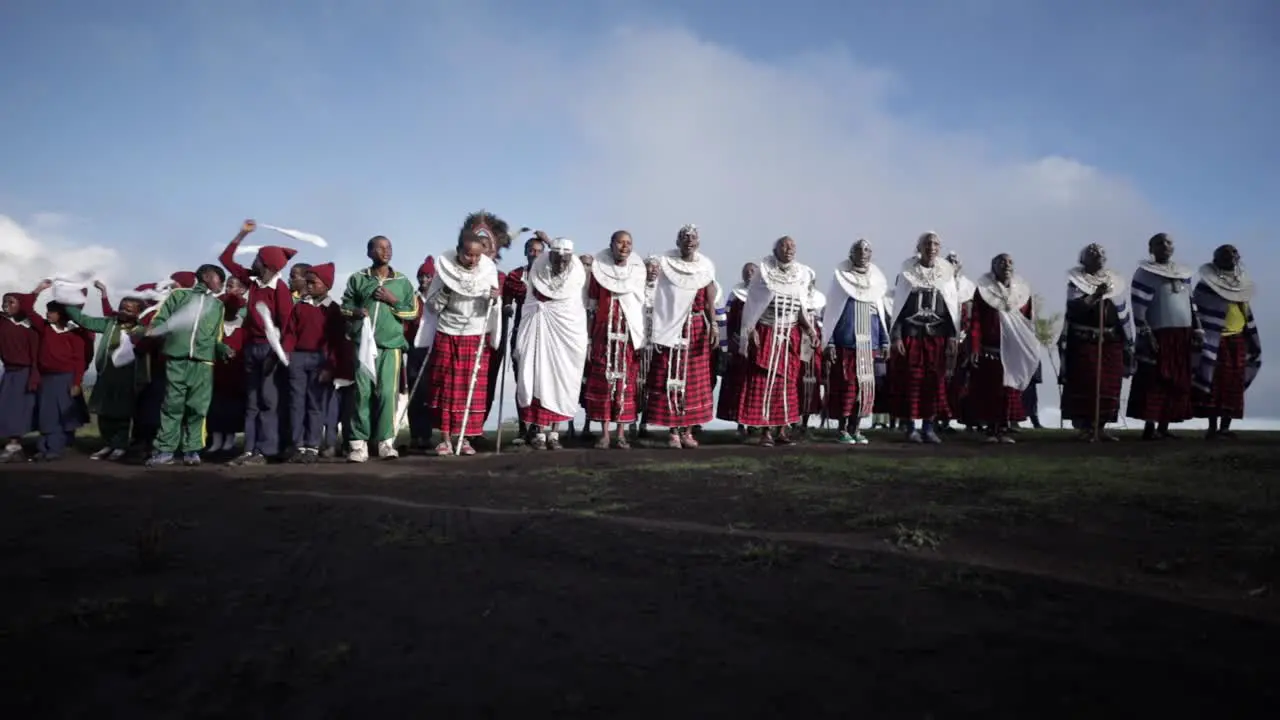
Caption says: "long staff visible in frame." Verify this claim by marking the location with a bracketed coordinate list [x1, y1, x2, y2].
[457, 296, 500, 455]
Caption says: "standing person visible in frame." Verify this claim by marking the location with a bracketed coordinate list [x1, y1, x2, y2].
[967, 254, 1040, 443]
[1058, 243, 1133, 441]
[207, 292, 246, 457]
[795, 279, 826, 435]
[736, 236, 817, 446]
[583, 230, 647, 449]
[1126, 233, 1201, 440]
[942, 252, 977, 432]
[340, 236, 419, 462]
[634, 257, 662, 439]
[404, 256, 437, 451]
[26, 282, 93, 462]
[284, 262, 341, 462]
[1193, 244, 1262, 439]
[821, 239, 890, 445]
[473, 215, 519, 432]
[219, 219, 297, 464]
[278, 261, 310, 458]
[136, 265, 232, 466]
[644, 225, 718, 448]
[423, 216, 504, 455]
[64, 282, 150, 460]
[888, 232, 961, 444]
[716, 262, 757, 436]
[515, 238, 588, 449]
[1, 290, 40, 462]
[503, 235, 544, 443]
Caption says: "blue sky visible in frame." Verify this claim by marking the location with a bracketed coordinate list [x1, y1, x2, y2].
[1, 0, 1276, 416]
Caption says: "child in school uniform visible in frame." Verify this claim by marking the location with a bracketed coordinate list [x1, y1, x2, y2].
[284, 262, 342, 462]
[0, 291, 41, 463]
[28, 281, 93, 461]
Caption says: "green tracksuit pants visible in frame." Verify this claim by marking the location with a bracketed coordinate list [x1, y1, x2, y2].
[351, 347, 402, 444]
[154, 358, 214, 454]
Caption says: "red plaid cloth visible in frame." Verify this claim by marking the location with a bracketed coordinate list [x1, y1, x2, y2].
[1194, 333, 1246, 419]
[737, 324, 802, 427]
[715, 298, 746, 422]
[966, 358, 1026, 424]
[1061, 333, 1125, 424]
[825, 346, 876, 419]
[583, 278, 642, 423]
[889, 335, 951, 420]
[643, 290, 715, 427]
[425, 331, 491, 436]
[1127, 326, 1194, 423]
[518, 396, 573, 426]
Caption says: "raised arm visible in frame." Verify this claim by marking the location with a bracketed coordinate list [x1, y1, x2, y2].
[63, 304, 112, 334]
[218, 220, 257, 285]
[94, 281, 116, 317]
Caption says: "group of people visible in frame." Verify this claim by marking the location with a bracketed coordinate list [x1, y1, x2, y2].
[0, 214, 1262, 466]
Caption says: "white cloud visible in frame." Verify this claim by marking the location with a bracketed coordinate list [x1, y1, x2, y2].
[0, 213, 129, 306]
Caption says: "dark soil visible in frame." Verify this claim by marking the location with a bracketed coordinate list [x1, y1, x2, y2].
[2, 439, 1278, 718]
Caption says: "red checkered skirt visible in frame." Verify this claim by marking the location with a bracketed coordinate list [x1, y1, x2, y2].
[1194, 333, 1246, 419]
[583, 334, 641, 424]
[715, 351, 748, 422]
[425, 331, 491, 436]
[1061, 334, 1125, 423]
[643, 315, 714, 427]
[889, 335, 951, 420]
[825, 346, 876, 419]
[518, 397, 573, 426]
[737, 324, 802, 427]
[966, 354, 1027, 424]
[1127, 327, 1194, 423]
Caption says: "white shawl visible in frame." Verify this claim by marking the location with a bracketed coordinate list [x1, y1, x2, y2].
[1138, 259, 1193, 281]
[650, 250, 716, 348]
[421, 250, 501, 350]
[976, 272, 1039, 391]
[1197, 263, 1254, 304]
[515, 254, 588, 417]
[890, 256, 960, 332]
[591, 250, 648, 347]
[1066, 265, 1128, 302]
[739, 256, 815, 355]
[821, 260, 889, 341]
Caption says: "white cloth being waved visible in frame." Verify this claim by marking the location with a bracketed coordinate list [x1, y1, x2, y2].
[739, 255, 815, 353]
[591, 250, 648, 348]
[650, 250, 717, 348]
[975, 272, 1040, 391]
[821, 259, 890, 342]
[515, 254, 589, 418]
[421, 250, 501, 349]
[890, 255, 961, 333]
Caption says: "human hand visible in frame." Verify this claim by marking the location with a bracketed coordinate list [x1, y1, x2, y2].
[93, 280, 107, 293]
[241, 219, 257, 234]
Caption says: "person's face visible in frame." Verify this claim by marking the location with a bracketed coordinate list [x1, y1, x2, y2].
[290, 267, 308, 292]
[226, 276, 247, 297]
[250, 257, 265, 277]
[550, 251, 569, 274]
[526, 240, 545, 265]
[368, 238, 393, 266]
[46, 306, 65, 325]
[1082, 247, 1105, 273]
[2, 296, 18, 316]
[741, 262, 756, 283]
[418, 272, 432, 293]
[611, 233, 633, 263]
[117, 300, 143, 323]
[1213, 244, 1240, 271]
[677, 231, 699, 258]
[304, 273, 328, 299]
[774, 237, 796, 264]
[202, 271, 225, 295]
[918, 235, 941, 265]
[851, 242, 871, 268]
[645, 261, 660, 283]
[457, 238, 485, 270]
[993, 254, 1014, 282]
[1150, 235, 1174, 263]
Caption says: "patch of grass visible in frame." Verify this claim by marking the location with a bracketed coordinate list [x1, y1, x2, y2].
[892, 524, 943, 550]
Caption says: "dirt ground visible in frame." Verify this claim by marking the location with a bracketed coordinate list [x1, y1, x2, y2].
[2, 431, 1278, 718]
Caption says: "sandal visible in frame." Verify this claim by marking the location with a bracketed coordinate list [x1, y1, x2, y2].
[593, 435, 611, 449]
[666, 434, 682, 449]
[460, 441, 476, 456]
[613, 436, 630, 449]
[435, 442, 452, 456]
[679, 432, 698, 448]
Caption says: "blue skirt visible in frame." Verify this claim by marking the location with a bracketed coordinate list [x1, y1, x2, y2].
[37, 372, 89, 434]
[0, 367, 37, 437]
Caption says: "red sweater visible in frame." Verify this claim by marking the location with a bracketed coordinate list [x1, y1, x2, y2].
[284, 298, 344, 368]
[29, 313, 92, 386]
[219, 239, 295, 345]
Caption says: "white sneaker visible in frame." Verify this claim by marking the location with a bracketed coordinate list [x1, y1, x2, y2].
[208, 433, 224, 452]
[107, 448, 127, 461]
[347, 440, 369, 463]
[377, 439, 399, 459]
[90, 447, 112, 460]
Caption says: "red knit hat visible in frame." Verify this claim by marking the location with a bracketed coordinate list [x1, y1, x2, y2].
[170, 271, 197, 289]
[257, 246, 297, 273]
[308, 262, 335, 290]
[419, 255, 435, 278]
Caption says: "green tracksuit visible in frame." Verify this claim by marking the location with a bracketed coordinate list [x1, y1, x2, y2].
[65, 306, 150, 450]
[147, 285, 230, 454]
[341, 267, 419, 444]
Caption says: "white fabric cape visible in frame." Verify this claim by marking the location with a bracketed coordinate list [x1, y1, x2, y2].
[1066, 266, 1128, 301]
[890, 256, 961, 333]
[590, 250, 648, 347]
[739, 257, 815, 351]
[1138, 259, 1193, 280]
[515, 254, 588, 417]
[976, 272, 1039, 391]
[821, 261, 889, 341]
[650, 251, 716, 348]
[419, 250, 501, 350]
[412, 291, 438, 349]
[1197, 263, 1254, 303]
